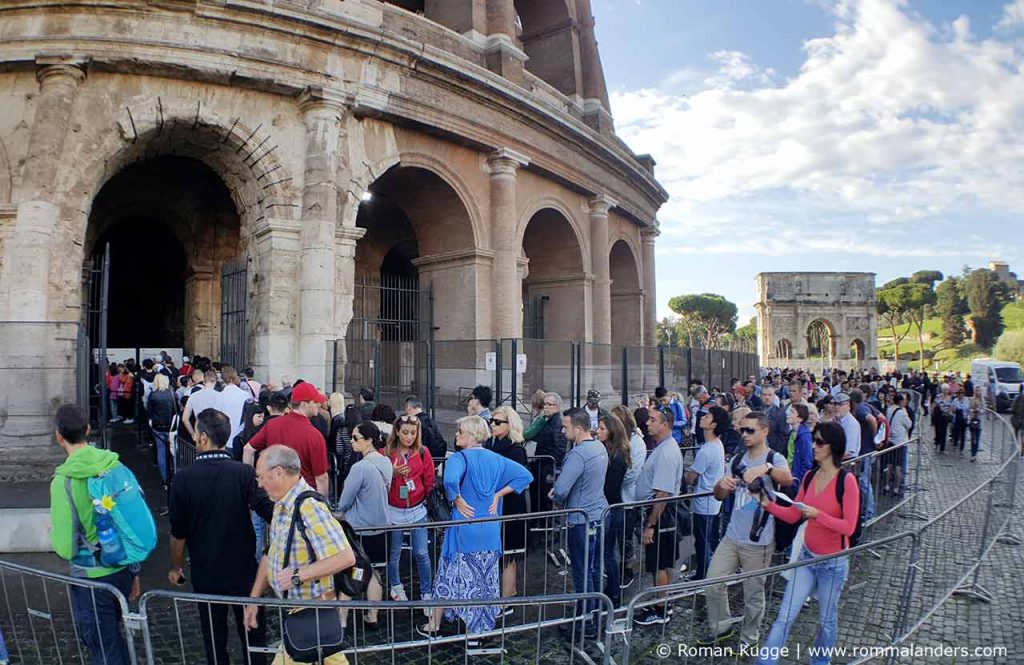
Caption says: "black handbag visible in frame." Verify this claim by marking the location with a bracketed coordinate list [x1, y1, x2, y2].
[281, 493, 347, 662]
[425, 451, 468, 522]
[288, 491, 372, 598]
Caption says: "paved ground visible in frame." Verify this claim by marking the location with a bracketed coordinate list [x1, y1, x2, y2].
[1, 413, 1021, 664]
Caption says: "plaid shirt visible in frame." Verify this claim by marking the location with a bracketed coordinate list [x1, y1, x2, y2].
[267, 479, 349, 600]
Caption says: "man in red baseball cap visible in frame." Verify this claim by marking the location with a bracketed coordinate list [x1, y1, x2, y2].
[243, 382, 329, 496]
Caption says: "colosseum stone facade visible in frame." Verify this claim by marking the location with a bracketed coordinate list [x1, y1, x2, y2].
[0, 0, 666, 459]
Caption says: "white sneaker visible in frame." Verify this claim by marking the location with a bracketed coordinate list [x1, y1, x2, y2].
[390, 584, 408, 601]
[422, 592, 433, 616]
[124, 419, 135, 425]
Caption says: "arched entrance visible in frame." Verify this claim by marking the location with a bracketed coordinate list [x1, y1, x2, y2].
[775, 338, 793, 361]
[609, 239, 642, 346]
[850, 338, 866, 367]
[521, 208, 586, 341]
[86, 156, 241, 356]
[806, 319, 837, 371]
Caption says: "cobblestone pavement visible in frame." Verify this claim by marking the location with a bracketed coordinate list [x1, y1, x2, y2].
[1, 415, 1021, 664]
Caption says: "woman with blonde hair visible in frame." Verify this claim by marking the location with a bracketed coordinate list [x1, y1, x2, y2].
[420, 415, 532, 639]
[383, 414, 435, 607]
[486, 406, 530, 610]
[146, 372, 178, 492]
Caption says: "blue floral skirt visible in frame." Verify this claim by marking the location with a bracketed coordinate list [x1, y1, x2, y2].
[433, 550, 501, 634]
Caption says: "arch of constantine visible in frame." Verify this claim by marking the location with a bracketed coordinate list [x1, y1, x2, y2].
[0, 0, 666, 457]
[755, 272, 879, 371]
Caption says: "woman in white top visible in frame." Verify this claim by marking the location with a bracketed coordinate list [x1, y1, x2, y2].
[884, 392, 913, 496]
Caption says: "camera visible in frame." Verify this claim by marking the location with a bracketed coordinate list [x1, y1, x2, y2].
[748, 476, 766, 496]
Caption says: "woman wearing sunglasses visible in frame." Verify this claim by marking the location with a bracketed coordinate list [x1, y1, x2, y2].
[485, 406, 530, 613]
[754, 421, 860, 665]
[383, 415, 435, 610]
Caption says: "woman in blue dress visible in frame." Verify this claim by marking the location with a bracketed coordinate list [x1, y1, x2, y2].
[418, 414, 533, 638]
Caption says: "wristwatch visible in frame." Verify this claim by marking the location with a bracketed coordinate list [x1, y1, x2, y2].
[291, 570, 302, 588]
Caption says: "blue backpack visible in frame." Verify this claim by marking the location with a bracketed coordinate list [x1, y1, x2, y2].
[65, 463, 157, 568]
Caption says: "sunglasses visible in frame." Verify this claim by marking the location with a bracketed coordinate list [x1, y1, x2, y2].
[812, 437, 828, 447]
[490, 418, 509, 426]
[739, 427, 757, 435]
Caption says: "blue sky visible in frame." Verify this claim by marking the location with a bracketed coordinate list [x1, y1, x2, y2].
[595, 0, 1024, 323]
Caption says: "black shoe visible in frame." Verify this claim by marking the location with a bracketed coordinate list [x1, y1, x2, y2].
[695, 626, 735, 645]
[633, 608, 671, 626]
[620, 571, 635, 589]
[157, 506, 169, 517]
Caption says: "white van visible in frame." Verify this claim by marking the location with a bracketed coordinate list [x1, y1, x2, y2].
[970, 359, 1023, 412]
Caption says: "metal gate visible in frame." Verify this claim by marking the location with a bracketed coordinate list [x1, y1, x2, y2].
[220, 256, 249, 370]
[341, 274, 432, 409]
[84, 243, 111, 446]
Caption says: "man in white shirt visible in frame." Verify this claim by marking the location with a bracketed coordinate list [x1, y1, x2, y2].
[216, 366, 253, 452]
[182, 370, 220, 441]
[834, 393, 861, 459]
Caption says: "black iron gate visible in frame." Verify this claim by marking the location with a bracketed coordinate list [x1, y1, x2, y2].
[338, 274, 433, 410]
[220, 256, 249, 369]
[84, 243, 111, 446]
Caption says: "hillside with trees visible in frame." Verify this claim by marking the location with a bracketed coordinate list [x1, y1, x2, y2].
[877, 267, 1023, 372]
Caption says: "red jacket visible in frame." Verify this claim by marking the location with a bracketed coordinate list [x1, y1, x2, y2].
[386, 447, 435, 508]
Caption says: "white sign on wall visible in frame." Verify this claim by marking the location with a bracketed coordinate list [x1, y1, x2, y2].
[516, 353, 528, 373]
[485, 352, 497, 371]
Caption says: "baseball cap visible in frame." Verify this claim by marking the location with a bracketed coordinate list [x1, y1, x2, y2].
[586, 389, 601, 401]
[833, 392, 851, 404]
[291, 382, 327, 404]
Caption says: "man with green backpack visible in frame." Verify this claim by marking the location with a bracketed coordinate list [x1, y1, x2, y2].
[50, 404, 157, 665]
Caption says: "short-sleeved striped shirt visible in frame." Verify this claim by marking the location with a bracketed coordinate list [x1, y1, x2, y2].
[267, 479, 349, 600]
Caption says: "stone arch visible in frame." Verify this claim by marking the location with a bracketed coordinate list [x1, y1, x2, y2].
[849, 338, 866, 366]
[521, 206, 587, 340]
[806, 318, 838, 369]
[775, 338, 793, 361]
[354, 162, 482, 341]
[517, 196, 589, 270]
[514, 0, 582, 98]
[609, 238, 642, 346]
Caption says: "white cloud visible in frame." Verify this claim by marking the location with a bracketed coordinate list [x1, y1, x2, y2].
[998, 0, 1024, 29]
[611, 0, 1024, 254]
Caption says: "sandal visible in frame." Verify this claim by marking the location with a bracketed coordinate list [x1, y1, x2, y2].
[417, 623, 440, 639]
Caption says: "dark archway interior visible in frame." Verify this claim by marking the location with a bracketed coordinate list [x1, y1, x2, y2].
[95, 222, 187, 348]
[87, 156, 240, 354]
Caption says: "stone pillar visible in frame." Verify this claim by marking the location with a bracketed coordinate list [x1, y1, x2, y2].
[488, 148, 528, 340]
[640, 228, 659, 347]
[588, 195, 614, 345]
[252, 218, 302, 387]
[330, 225, 366, 392]
[484, 0, 528, 82]
[296, 88, 346, 388]
[575, 0, 614, 133]
[4, 57, 86, 321]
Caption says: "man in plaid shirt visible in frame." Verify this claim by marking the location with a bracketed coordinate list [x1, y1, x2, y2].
[245, 445, 355, 628]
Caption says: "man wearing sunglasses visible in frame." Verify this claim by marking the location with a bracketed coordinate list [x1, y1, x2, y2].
[700, 412, 793, 649]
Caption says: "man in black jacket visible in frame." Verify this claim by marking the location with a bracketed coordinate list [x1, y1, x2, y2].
[168, 410, 275, 665]
[761, 387, 789, 455]
[531, 392, 567, 514]
[404, 395, 447, 458]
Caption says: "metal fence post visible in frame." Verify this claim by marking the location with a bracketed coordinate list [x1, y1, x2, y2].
[427, 339, 436, 420]
[658, 345, 665, 388]
[888, 531, 922, 664]
[495, 340, 503, 405]
[686, 346, 692, 387]
[569, 342, 577, 408]
[373, 341, 382, 400]
[510, 338, 519, 409]
[331, 339, 339, 393]
[574, 342, 583, 407]
[620, 346, 628, 406]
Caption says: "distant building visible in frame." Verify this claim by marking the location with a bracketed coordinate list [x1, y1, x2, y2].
[989, 261, 1024, 299]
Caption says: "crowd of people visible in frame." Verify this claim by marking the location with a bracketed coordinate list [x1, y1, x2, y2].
[46, 356, 1022, 664]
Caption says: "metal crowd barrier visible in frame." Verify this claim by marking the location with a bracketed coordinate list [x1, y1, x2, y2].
[0, 560, 139, 665]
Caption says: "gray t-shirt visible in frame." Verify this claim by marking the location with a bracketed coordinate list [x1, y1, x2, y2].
[635, 436, 684, 503]
[338, 451, 393, 535]
[838, 412, 861, 458]
[691, 438, 724, 516]
[725, 448, 788, 547]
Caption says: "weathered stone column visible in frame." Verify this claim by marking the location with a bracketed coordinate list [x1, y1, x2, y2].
[297, 88, 346, 388]
[488, 148, 529, 340]
[330, 225, 366, 392]
[589, 195, 614, 345]
[484, 0, 528, 82]
[252, 218, 301, 387]
[640, 227, 659, 347]
[5, 57, 86, 321]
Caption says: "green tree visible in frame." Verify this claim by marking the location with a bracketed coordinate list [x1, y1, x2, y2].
[666, 293, 738, 348]
[882, 277, 910, 289]
[900, 282, 938, 368]
[910, 270, 944, 286]
[994, 330, 1024, 366]
[964, 269, 1011, 347]
[935, 277, 966, 347]
[877, 284, 916, 365]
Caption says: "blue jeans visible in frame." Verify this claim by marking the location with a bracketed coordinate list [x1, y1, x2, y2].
[387, 518, 433, 596]
[568, 520, 602, 620]
[970, 426, 982, 457]
[602, 508, 624, 604]
[756, 548, 849, 665]
[251, 511, 266, 562]
[69, 568, 135, 665]
[0, 623, 8, 663]
[692, 513, 721, 580]
[152, 430, 170, 485]
[858, 457, 875, 522]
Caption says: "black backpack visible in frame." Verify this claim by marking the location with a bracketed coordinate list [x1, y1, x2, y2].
[799, 468, 862, 548]
[285, 491, 373, 597]
[419, 414, 448, 459]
